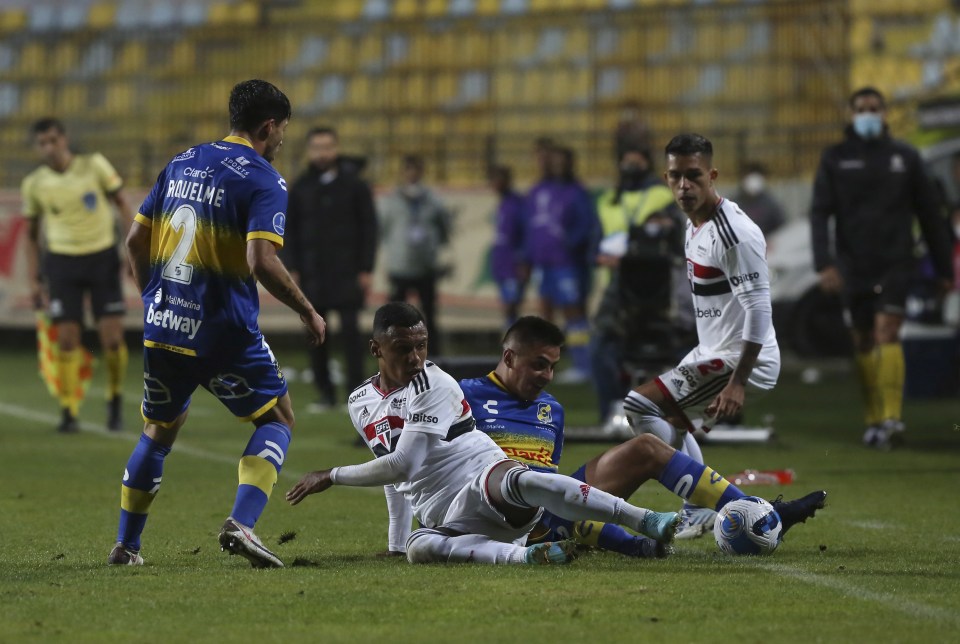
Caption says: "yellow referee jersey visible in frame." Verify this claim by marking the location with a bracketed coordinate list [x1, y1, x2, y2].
[21, 153, 124, 256]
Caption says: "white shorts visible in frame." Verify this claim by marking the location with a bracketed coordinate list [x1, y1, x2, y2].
[655, 345, 780, 431]
[438, 459, 543, 545]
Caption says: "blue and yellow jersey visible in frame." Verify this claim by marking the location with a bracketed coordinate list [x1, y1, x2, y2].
[460, 372, 564, 473]
[135, 136, 287, 356]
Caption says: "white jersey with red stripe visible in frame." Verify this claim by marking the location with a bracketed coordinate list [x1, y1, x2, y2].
[684, 198, 779, 359]
[346, 361, 508, 529]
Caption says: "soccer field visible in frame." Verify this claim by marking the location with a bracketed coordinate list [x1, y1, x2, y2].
[1, 347, 958, 643]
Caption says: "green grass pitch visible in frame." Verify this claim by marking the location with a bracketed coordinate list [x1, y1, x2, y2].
[1, 347, 958, 642]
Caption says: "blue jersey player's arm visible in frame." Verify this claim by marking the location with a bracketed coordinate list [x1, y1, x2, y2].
[245, 181, 326, 345]
[126, 171, 164, 292]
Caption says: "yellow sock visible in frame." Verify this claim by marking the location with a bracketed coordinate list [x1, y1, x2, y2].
[105, 344, 128, 399]
[854, 350, 882, 426]
[877, 342, 905, 422]
[58, 348, 82, 416]
[573, 520, 606, 547]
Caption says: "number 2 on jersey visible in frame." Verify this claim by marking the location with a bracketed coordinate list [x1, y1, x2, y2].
[161, 204, 197, 285]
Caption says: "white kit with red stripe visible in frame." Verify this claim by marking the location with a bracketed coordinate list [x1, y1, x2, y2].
[684, 198, 779, 358]
[346, 360, 508, 529]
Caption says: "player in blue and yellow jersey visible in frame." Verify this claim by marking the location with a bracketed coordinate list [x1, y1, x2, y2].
[462, 317, 827, 558]
[22, 117, 135, 433]
[107, 80, 326, 568]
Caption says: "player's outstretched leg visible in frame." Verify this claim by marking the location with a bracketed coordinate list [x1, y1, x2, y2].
[220, 421, 291, 568]
[574, 520, 670, 559]
[108, 432, 171, 565]
[501, 468, 679, 544]
[772, 491, 827, 535]
[405, 529, 577, 565]
[656, 432, 744, 540]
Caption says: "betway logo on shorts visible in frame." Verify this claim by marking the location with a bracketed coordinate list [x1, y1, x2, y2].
[146, 303, 202, 339]
[410, 412, 438, 424]
[696, 307, 722, 318]
[730, 272, 760, 287]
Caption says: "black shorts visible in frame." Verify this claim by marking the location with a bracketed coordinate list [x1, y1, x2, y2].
[45, 247, 125, 323]
[841, 262, 911, 330]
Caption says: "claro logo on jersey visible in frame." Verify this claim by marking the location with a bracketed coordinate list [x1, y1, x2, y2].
[410, 412, 438, 424]
[696, 307, 722, 318]
[146, 304, 202, 339]
[729, 272, 759, 287]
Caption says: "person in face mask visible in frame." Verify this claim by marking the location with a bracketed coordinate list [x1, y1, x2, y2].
[592, 148, 684, 426]
[810, 86, 954, 449]
[730, 162, 785, 238]
[379, 154, 453, 355]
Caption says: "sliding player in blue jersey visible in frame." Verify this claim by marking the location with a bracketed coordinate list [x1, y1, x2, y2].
[107, 80, 326, 568]
[461, 316, 826, 558]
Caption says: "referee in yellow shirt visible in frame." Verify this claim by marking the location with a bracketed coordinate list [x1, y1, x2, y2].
[22, 118, 134, 433]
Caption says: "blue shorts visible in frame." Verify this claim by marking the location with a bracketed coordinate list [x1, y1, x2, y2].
[535, 266, 582, 307]
[496, 277, 524, 306]
[141, 332, 287, 427]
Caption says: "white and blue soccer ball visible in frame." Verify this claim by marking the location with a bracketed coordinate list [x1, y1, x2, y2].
[714, 496, 783, 556]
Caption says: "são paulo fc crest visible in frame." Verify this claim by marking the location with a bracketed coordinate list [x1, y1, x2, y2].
[537, 402, 553, 424]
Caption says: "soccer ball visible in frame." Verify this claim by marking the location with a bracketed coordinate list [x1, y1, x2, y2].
[714, 496, 782, 556]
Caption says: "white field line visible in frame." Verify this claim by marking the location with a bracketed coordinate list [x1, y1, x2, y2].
[759, 562, 960, 626]
[0, 400, 379, 494]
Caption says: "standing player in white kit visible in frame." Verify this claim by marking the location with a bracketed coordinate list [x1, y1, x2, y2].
[622, 134, 824, 538]
[286, 302, 679, 565]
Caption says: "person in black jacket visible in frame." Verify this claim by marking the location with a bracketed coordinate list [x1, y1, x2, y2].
[284, 126, 378, 411]
[811, 87, 953, 448]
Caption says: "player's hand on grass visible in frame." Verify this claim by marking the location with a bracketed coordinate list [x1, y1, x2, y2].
[286, 469, 333, 505]
[300, 311, 327, 347]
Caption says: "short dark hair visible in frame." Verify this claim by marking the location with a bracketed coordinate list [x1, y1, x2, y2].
[229, 80, 291, 133]
[373, 302, 425, 336]
[849, 86, 885, 109]
[502, 316, 565, 350]
[665, 133, 713, 160]
[488, 164, 513, 184]
[307, 126, 338, 141]
[740, 161, 767, 176]
[31, 117, 65, 136]
[402, 154, 424, 171]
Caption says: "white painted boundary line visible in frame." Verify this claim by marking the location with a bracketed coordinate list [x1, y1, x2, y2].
[759, 562, 960, 625]
[0, 400, 377, 495]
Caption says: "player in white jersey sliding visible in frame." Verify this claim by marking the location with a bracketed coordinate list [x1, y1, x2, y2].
[286, 302, 680, 565]
[622, 134, 820, 539]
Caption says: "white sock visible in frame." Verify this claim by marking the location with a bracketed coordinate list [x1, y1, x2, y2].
[405, 529, 527, 565]
[502, 468, 652, 535]
[681, 431, 704, 464]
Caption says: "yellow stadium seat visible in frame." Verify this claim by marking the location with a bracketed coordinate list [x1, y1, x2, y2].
[87, 2, 115, 29]
[20, 86, 53, 115]
[114, 43, 146, 75]
[433, 72, 458, 107]
[358, 32, 384, 70]
[333, 0, 363, 20]
[58, 84, 87, 113]
[394, 0, 420, 19]
[476, 0, 499, 16]
[168, 41, 196, 72]
[17, 43, 46, 78]
[425, 0, 448, 17]
[850, 17, 875, 55]
[493, 69, 520, 106]
[346, 74, 373, 108]
[50, 43, 79, 76]
[105, 82, 134, 115]
[0, 7, 27, 33]
[207, 2, 232, 26]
